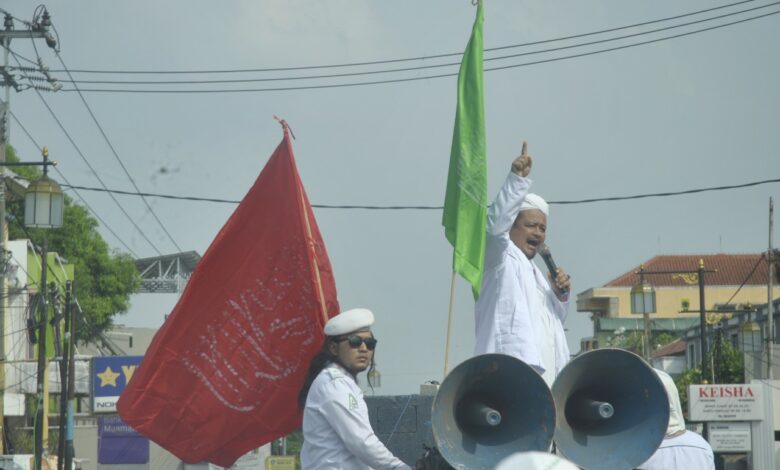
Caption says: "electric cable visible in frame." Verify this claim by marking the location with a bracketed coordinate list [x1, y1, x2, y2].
[723, 255, 765, 305]
[4, 47, 39, 67]
[41, 0, 762, 75]
[54, 52, 183, 253]
[9, 53, 163, 256]
[58, 177, 780, 209]
[54, 9, 780, 93]
[53, 1, 780, 87]
[8, 109, 140, 257]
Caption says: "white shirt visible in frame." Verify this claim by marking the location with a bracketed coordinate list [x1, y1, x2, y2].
[300, 363, 410, 470]
[474, 172, 570, 380]
[636, 431, 715, 470]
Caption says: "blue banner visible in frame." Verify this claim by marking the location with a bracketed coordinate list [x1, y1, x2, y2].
[98, 416, 149, 464]
[98, 415, 143, 438]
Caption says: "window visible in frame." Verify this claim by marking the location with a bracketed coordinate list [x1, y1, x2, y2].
[687, 343, 696, 369]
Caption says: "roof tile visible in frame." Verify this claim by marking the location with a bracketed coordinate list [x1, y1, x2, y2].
[605, 254, 775, 287]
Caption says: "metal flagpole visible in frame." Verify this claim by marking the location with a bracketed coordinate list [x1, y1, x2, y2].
[768, 197, 774, 379]
[443, 272, 457, 377]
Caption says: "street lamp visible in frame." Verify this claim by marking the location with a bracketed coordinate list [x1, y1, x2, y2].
[738, 304, 762, 354]
[25, 147, 62, 470]
[632, 260, 716, 381]
[631, 265, 656, 361]
[631, 280, 657, 315]
[739, 321, 762, 353]
[24, 166, 63, 228]
[367, 366, 382, 389]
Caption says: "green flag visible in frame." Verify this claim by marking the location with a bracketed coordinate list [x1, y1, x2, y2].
[443, 1, 486, 299]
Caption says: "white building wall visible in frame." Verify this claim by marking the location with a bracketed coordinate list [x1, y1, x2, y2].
[749, 380, 779, 469]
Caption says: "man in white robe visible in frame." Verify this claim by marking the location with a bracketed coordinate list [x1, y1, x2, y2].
[637, 369, 715, 470]
[474, 143, 571, 386]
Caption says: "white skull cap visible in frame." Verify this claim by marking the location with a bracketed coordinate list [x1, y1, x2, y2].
[655, 368, 686, 437]
[520, 193, 549, 217]
[323, 308, 375, 336]
[495, 452, 579, 470]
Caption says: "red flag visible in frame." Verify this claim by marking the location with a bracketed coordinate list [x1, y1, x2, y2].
[117, 122, 339, 467]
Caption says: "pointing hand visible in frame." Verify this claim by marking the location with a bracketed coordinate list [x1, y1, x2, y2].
[511, 141, 532, 177]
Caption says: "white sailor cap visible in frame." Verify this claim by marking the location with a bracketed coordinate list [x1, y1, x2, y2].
[495, 452, 579, 470]
[324, 308, 375, 336]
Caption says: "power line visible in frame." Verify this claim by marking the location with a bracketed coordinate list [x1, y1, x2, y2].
[1, 319, 40, 342]
[723, 255, 766, 305]
[9, 53, 164, 256]
[51, 1, 780, 87]
[4, 47, 39, 68]
[54, 53, 183, 253]
[9, 243, 45, 290]
[58, 177, 780, 209]
[8, 110, 140, 257]
[55, 8, 780, 94]
[41, 0, 760, 75]
[550, 177, 780, 205]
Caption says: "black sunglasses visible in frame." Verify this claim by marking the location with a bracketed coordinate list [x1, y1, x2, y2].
[335, 335, 378, 350]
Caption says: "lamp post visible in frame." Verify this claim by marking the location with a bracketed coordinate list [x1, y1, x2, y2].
[738, 305, 762, 354]
[738, 304, 762, 382]
[632, 260, 716, 382]
[631, 265, 656, 361]
[22, 147, 62, 470]
[367, 365, 382, 390]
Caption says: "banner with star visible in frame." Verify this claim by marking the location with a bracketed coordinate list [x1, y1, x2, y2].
[117, 121, 340, 467]
[93, 356, 143, 413]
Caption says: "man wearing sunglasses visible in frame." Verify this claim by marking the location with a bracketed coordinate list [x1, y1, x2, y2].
[474, 142, 571, 387]
[299, 308, 412, 470]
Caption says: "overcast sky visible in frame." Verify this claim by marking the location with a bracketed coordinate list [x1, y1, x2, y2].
[4, 0, 779, 394]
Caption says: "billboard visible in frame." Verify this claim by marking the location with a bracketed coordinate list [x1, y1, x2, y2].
[93, 356, 143, 413]
[688, 384, 764, 421]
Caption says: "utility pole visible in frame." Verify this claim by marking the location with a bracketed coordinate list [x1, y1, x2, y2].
[636, 261, 716, 381]
[34, 239, 49, 470]
[698, 259, 710, 382]
[769, 197, 775, 379]
[0, 14, 12, 454]
[64, 282, 76, 470]
[0, 8, 58, 456]
[639, 268, 652, 362]
[57, 282, 69, 470]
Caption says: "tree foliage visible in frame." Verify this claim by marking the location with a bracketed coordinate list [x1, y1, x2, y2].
[606, 328, 678, 357]
[4, 144, 140, 341]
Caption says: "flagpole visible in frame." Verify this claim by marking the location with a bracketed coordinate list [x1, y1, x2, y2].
[299, 183, 329, 324]
[442, 0, 485, 378]
[443, 271, 457, 377]
[277, 119, 330, 324]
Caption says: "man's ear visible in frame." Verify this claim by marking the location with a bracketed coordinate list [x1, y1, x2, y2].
[327, 340, 338, 356]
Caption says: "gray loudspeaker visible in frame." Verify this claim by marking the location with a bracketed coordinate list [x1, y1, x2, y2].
[552, 348, 669, 470]
[431, 353, 556, 470]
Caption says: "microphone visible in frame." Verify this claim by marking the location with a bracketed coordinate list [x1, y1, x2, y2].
[539, 244, 568, 296]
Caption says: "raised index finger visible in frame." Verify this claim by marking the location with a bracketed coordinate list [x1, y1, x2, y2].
[521, 141, 528, 157]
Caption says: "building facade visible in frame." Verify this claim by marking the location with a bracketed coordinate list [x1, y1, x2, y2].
[577, 253, 779, 355]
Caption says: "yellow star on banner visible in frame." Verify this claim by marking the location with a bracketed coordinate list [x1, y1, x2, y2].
[97, 366, 121, 387]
